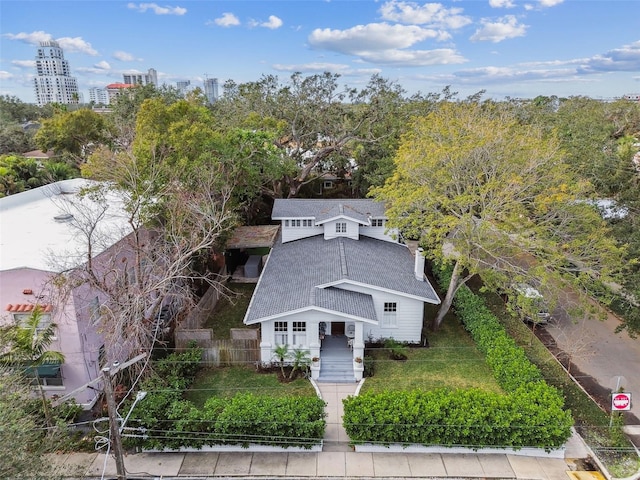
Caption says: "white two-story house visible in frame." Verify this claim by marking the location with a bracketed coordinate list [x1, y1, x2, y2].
[243, 199, 441, 382]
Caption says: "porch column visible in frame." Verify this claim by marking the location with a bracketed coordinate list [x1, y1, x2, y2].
[260, 341, 272, 363]
[353, 322, 365, 381]
[309, 322, 321, 380]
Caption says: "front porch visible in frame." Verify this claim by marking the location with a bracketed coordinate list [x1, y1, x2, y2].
[315, 335, 362, 383]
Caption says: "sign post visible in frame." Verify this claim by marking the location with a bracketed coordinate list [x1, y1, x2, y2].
[612, 393, 631, 411]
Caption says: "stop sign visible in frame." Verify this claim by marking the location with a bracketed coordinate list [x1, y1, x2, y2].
[612, 393, 631, 411]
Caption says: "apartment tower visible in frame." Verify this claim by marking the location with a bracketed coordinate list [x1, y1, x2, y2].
[33, 40, 79, 106]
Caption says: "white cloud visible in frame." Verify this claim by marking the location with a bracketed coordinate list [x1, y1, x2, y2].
[379, 1, 472, 29]
[94, 61, 111, 70]
[416, 41, 640, 89]
[359, 48, 466, 66]
[262, 15, 283, 30]
[538, 0, 564, 6]
[577, 41, 640, 74]
[2, 31, 97, 55]
[3, 30, 53, 45]
[489, 0, 516, 7]
[272, 62, 381, 76]
[210, 12, 240, 27]
[308, 22, 465, 67]
[0, 71, 14, 80]
[12, 60, 36, 68]
[113, 51, 140, 62]
[524, 0, 563, 10]
[310, 23, 442, 53]
[470, 15, 528, 43]
[127, 3, 187, 15]
[249, 15, 284, 29]
[56, 37, 98, 55]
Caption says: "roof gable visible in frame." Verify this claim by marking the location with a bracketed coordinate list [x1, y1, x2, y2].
[243, 233, 440, 324]
[272, 199, 385, 223]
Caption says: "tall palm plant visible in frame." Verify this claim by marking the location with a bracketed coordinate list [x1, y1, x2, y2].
[0, 307, 65, 427]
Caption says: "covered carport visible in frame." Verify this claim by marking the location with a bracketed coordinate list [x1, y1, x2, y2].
[224, 225, 279, 282]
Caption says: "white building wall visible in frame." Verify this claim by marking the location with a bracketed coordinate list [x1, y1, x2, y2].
[323, 219, 359, 241]
[360, 225, 399, 243]
[334, 283, 424, 343]
[280, 222, 323, 243]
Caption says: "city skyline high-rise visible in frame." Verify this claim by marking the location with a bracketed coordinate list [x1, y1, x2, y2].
[204, 77, 219, 104]
[123, 68, 157, 87]
[33, 40, 79, 106]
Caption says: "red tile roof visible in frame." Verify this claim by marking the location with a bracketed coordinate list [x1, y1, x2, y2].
[5, 303, 53, 313]
[106, 83, 135, 89]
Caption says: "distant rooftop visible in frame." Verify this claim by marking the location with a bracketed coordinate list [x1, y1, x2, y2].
[0, 179, 132, 272]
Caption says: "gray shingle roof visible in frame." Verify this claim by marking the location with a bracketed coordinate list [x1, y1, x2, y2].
[244, 233, 440, 324]
[314, 287, 377, 320]
[272, 199, 386, 224]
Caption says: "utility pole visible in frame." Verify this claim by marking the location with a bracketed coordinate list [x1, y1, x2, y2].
[102, 367, 126, 480]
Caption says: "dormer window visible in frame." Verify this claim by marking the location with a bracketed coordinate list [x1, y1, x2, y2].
[336, 222, 347, 233]
[371, 219, 385, 227]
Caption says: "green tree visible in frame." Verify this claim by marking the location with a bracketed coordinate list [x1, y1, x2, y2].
[0, 154, 46, 196]
[0, 365, 61, 480]
[273, 344, 289, 378]
[372, 101, 625, 331]
[108, 83, 183, 149]
[35, 108, 111, 165]
[0, 121, 35, 154]
[213, 72, 411, 198]
[288, 348, 311, 379]
[0, 307, 65, 426]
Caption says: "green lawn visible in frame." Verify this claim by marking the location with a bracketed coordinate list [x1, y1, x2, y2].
[185, 365, 316, 407]
[361, 306, 502, 394]
[203, 283, 256, 339]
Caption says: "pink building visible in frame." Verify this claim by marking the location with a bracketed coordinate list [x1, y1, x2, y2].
[0, 179, 133, 409]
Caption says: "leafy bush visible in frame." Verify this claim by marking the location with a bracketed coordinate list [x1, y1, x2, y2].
[123, 345, 326, 450]
[344, 387, 572, 449]
[383, 338, 409, 360]
[343, 262, 573, 450]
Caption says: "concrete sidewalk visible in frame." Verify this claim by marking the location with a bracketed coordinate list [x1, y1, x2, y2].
[48, 381, 598, 479]
[51, 449, 587, 479]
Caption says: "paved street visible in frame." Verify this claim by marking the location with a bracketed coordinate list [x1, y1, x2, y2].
[545, 291, 640, 425]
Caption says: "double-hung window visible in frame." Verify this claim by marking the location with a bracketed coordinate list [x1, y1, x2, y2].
[336, 222, 347, 234]
[292, 322, 306, 347]
[371, 219, 384, 227]
[14, 312, 52, 335]
[382, 302, 397, 327]
[274, 321, 288, 345]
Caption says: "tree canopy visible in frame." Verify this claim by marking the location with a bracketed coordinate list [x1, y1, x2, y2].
[372, 100, 625, 330]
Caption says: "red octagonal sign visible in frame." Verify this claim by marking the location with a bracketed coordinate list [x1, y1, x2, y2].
[612, 393, 631, 411]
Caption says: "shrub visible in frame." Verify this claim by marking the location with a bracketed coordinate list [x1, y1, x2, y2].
[342, 262, 573, 450]
[123, 345, 326, 450]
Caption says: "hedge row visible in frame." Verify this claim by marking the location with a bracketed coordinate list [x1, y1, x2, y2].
[343, 263, 573, 450]
[344, 383, 570, 449]
[123, 346, 326, 450]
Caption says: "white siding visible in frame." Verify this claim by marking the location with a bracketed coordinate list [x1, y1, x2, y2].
[334, 284, 424, 343]
[324, 219, 359, 240]
[360, 225, 400, 243]
[280, 220, 323, 243]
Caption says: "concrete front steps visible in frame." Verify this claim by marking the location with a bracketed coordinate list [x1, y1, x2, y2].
[317, 357, 356, 383]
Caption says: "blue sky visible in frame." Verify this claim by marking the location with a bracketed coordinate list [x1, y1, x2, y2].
[1, 0, 639, 103]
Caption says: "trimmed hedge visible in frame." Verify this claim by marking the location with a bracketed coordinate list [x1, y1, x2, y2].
[123, 347, 326, 450]
[343, 263, 573, 450]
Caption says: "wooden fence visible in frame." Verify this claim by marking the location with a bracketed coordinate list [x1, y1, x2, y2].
[202, 339, 260, 367]
[175, 329, 260, 367]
